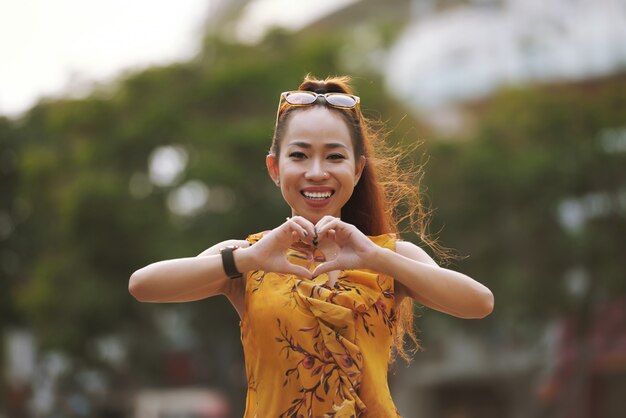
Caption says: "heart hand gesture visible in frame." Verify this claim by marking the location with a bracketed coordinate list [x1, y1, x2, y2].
[248, 216, 381, 279]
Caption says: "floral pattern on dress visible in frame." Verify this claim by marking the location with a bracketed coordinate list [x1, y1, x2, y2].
[240, 232, 402, 418]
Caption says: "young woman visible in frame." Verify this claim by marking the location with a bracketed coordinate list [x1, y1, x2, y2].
[129, 75, 494, 417]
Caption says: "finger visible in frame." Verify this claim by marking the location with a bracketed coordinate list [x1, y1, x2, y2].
[291, 215, 316, 229]
[299, 218, 317, 242]
[281, 262, 312, 279]
[312, 260, 342, 278]
[314, 216, 336, 233]
[323, 222, 357, 243]
[316, 216, 343, 235]
[284, 218, 310, 242]
[317, 222, 342, 242]
[317, 228, 337, 246]
[289, 216, 316, 242]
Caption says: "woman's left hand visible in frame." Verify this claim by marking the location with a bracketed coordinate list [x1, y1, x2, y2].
[311, 216, 381, 277]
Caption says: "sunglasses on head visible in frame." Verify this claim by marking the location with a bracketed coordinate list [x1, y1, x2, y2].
[280, 91, 360, 109]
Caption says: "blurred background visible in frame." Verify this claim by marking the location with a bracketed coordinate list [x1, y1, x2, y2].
[1, 0, 626, 417]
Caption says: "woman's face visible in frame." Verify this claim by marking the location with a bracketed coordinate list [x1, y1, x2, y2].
[267, 107, 366, 225]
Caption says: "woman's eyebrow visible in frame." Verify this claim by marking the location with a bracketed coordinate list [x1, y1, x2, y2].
[286, 141, 348, 149]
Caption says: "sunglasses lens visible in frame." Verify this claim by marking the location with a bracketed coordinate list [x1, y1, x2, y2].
[326, 94, 358, 108]
[284, 92, 317, 105]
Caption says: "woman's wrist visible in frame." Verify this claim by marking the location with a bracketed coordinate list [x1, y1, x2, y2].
[364, 245, 394, 273]
[232, 246, 260, 275]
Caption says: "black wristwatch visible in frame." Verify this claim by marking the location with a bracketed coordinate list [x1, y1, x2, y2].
[220, 245, 243, 279]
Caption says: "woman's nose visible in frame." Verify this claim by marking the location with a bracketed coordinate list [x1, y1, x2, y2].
[304, 159, 329, 181]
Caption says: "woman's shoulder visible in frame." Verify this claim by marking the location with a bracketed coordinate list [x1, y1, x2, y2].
[369, 233, 439, 266]
[394, 239, 439, 267]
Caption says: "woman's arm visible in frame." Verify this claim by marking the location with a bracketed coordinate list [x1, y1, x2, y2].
[373, 240, 494, 319]
[308, 216, 493, 319]
[129, 217, 317, 304]
[128, 239, 257, 303]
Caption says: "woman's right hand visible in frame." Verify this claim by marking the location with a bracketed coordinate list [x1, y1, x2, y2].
[244, 216, 316, 278]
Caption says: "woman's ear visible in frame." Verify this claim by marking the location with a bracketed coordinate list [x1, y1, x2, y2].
[266, 153, 280, 186]
[354, 155, 366, 185]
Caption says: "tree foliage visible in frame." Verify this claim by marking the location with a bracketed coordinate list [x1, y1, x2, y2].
[425, 77, 626, 332]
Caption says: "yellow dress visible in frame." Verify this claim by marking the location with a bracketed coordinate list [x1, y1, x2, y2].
[240, 232, 403, 418]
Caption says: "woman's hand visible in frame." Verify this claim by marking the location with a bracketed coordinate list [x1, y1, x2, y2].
[246, 216, 316, 278]
[311, 216, 380, 277]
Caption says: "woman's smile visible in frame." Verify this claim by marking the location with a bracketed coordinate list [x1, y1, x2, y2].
[301, 186, 335, 206]
[301, 190, 334, 200]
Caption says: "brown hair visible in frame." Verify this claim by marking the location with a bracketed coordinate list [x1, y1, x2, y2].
[271, 74, 444, 363]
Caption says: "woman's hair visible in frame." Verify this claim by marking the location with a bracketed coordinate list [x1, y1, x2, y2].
[271, 74, 445, 363]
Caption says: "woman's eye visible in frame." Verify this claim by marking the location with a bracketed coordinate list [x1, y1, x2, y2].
[328, 154, 346, 160]
[289, 152, 306, 159]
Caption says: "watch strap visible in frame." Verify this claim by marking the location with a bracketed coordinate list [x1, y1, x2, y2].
[220, 245, 243, 279]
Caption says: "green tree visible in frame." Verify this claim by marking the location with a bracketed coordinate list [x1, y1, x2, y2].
[423, 77, 626, 417]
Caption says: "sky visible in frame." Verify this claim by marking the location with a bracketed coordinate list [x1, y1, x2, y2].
[236, 0, 358, 43]
[0, 0, 355, 117]
[0, 0, 210, 117]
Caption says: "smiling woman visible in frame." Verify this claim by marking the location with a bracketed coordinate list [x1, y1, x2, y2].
[129, 74, 494, 417]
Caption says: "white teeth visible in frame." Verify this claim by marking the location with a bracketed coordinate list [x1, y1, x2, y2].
[302, 191, 333, 200]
